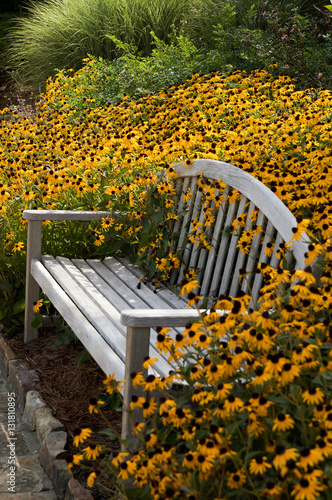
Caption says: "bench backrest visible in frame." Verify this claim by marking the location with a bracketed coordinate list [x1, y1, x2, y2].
[167, 159, 309, 303]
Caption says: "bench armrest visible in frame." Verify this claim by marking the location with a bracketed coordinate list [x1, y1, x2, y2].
[23, 209, 116, 221]
[120, 309, 202, 328]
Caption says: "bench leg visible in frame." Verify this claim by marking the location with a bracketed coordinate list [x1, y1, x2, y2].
[24, 220, 42, 343]
[121, 326, 150, 450]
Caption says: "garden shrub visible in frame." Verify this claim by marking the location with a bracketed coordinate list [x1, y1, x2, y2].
[40, 33, 216, 110]
[209, 4, 332, 90]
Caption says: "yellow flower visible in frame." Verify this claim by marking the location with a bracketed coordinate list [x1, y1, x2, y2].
[291, 476, 325, 500]
[83, 444, 102, 460]
[66, 453, 84, 473]
[227, 468, 246, 489]
[249, 456, 271, 475]
[103, 374, 124, 394]
[180, 279, 199, 296]
[33, 299, 43, 313]
[117, 459, 137, 480]
[272, 413, 295, 432]
[273, 446, 299, 470]
[87, 472, 97, 488]
[302, 387, 325, 406]
[88, 397, 105, 414]
[73, 428, 92, 447]
[13, 241, 25, 252]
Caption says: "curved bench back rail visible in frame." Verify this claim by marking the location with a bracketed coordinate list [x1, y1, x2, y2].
[167, 159, 308, 303]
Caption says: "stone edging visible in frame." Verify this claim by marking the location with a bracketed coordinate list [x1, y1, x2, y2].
[0, 334, 93, 500]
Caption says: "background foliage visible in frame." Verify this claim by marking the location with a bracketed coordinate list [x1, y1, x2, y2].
[2, 0, 331, 89]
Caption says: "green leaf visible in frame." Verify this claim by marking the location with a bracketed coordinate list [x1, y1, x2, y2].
[98, 428, 117, 440]
[139, 232, 153, 249]
[148, 261, 157, 279]
[153, 210, 164, 223]
[13, 299, 25, 315]
[74, 350, 92, 365]
[31, 314, 43, 329]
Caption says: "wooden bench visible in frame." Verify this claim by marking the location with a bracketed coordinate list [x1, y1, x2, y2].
[23, 159, 310, 440]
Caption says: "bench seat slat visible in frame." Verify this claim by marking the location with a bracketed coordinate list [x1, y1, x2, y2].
[57, 257, 123, 329]
[31, 258, 126, 381]
[45, 256, 174, 377]
[103, 257, 180, 310]
[42, 255, 128, 358]
[117, 257, 188, 309]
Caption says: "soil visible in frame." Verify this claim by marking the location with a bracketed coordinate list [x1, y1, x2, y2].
[7, 329, 122, 498]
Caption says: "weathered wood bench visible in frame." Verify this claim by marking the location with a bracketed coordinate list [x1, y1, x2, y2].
[23, 159, 310, 440]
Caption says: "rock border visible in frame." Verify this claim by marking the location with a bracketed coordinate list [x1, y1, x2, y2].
[0, 334, 93, 500]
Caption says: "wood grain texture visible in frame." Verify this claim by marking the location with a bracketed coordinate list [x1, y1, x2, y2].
[23, 210, 115, 221]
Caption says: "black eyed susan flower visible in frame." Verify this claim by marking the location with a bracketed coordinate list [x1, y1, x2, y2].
[302, 387, 325, 406]
[142, 397, 158, 419]
[117, 459, 137, 480]
[298, 447, 323, 470]
[291, 476, 325, 500]
[130, 372, 145, 388]
[86, 471, 97, 488]
[103, 374, 125, 394]
[129, 395, 145, 410]
[215, 382, 233, 400]
[226, 468, 246, 489]
[144, 432, 158, 448]
[273, 446, 299, 470]
[66, 453, 84, 473]
[183, 451, 198, 470]
[83, 444, 102, 460]
[277, 361, 301, 386]
[73, 427, 92, 447]
[252, 366, 273, 387]
[249, 456, 271, 475]
[179, 279, 199, 296]
[262, 481, 283, 497]
[33, 299, 43, 313]
[88, 397, 105, 414]
[272, 413, 295, 432]
[224, 394, 244, 413]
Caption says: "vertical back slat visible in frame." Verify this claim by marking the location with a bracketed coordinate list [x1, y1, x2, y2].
[188, 191, 209, 271]
[218, 195, 248, 297]
[176, 177, 201, 283]
[250, 220, 277, 303]
[229, 200, 255, 298]
[200, 186, 230, 297]
[209, 197, 238, 298]
[171, 177, 191, 237]
[241, 210, 266, 295]
[270, 233, 284, 269]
